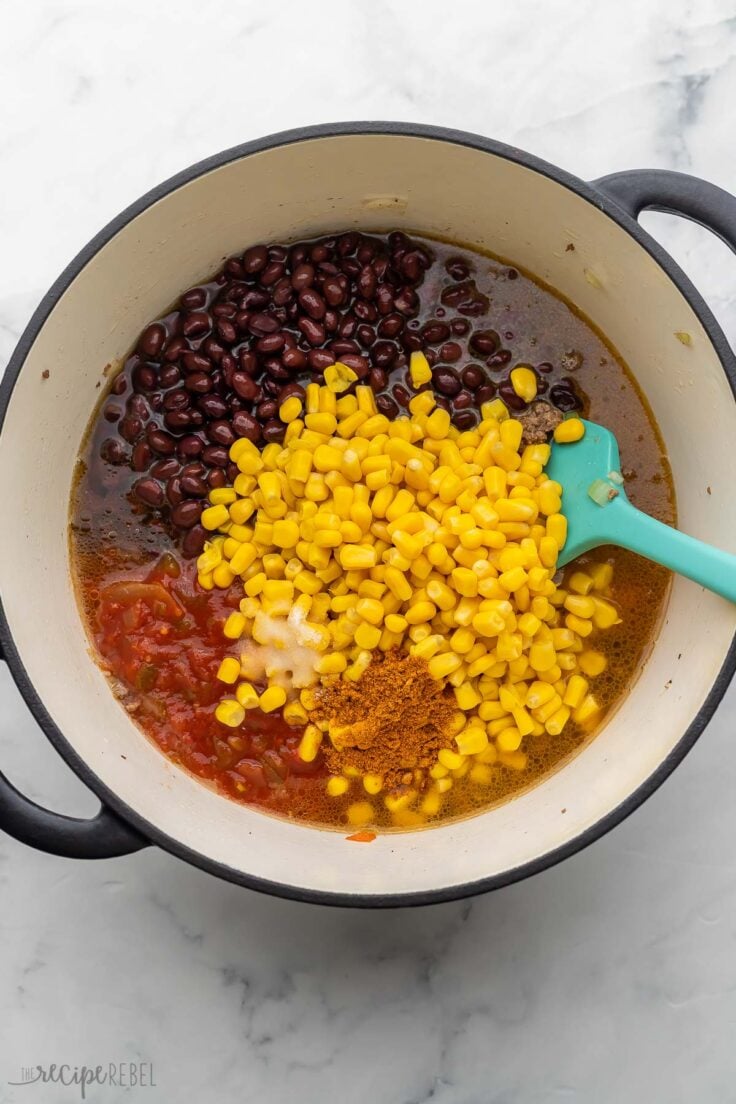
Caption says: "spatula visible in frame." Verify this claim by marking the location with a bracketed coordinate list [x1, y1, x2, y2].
[545, 418, 736, 603]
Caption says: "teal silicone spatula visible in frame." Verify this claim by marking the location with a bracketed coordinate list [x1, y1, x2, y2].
[546, 418, 736, 603]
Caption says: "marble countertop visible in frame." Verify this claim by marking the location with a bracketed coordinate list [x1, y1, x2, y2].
[3, 1, 736, 1100]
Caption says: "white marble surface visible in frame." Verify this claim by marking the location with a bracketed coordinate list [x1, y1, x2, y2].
[3, 1, 736, 1100]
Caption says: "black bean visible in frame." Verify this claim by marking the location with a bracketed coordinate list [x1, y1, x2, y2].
[454, 410, 478, 430]
[470, 329, 500, 356]
[243, 245, 268, 274]
[392, 384, 411, 408]
[100, 437, 127, 465]
[445, 257, 470, 280]
[378, 313, 404, 338]
[180, 473, 209, 497]
[292, 263, 315, 290]
[119, 416, 142, 443]
[208, 469, 227, 490]
[158, 364, 182, 388]
[178, 435, 204, 459]
[182, 352, 213, 374]
[129, 440, 151, 471]
[138, 323, 166, 358]
[323, 277, 345, 306]
[298, 317, 326, 346]
[438, 341, 462, 363]
[232, 371, 259, 400]
[132, 364, 157, 392]
[232, 411, 262, 442]
[497, 381, 527, 411]
[262, 419, 285, 443]
[103, 404, 121, 422]
[549, 383, 583, 412]
[462, 365, 486, 390]
[111, 374, 128, 396]
[150, 458, 179, 481]
[257, 332, 286, 354]
[339, 353, 369, 378]
[451, 317, 470, 337]
[182, 311, 211, 338]
[185, 372, 213, 394]
[375, 285, 394, 315]
[421, 321, 451, 345]
[207, 420, 236, 446]
[432, 367, 461, 396]
[453, 390, 474, 410]
[260, 261, 285, 287]
[298, 288, 326, 320]
[369, 367, 388, 391]
[198, 395, 229, 419]
[164, 410, 193, 431]
[133, 477, 164, 507]
[371, 341, 398, 369]
[181, 287, 207, 309]
[475, 384, 497, 405]
[148, 425, 178, 454]
[487, 350, 512, 368]
[216, 319, 238, 344]
[282, 346, 308, 371]
[202, 446, 229, 467]
[272, 277, 294, 307]
[256, 400, 278, 421]
[181, 525, 206, 558]
[537, 361, 554, 373]
[171, 500, 203, 528]
[376, 394, 400, 418]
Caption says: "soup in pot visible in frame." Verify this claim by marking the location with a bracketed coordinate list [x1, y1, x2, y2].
[70, 232, 673, 836]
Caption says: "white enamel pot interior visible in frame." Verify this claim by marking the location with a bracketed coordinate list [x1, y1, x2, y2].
[1, 124, 736, 906]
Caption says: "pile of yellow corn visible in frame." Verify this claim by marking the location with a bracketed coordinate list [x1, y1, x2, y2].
[195, 356, 619, 825]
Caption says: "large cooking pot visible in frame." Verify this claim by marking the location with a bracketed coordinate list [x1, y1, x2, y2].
[1, 123, 735, 907]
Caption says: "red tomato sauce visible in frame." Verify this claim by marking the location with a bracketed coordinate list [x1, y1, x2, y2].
[86, 553, 327, 816]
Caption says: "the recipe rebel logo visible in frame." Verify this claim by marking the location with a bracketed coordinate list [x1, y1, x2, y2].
[8, 1062, 156, 1098]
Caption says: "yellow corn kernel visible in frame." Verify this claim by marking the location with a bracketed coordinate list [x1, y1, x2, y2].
[423, 652, 460, 680]
[287, 449, 313, 484]
[228, 499, 256, 526]
[409, 349, 433, 387]
[298, 724, 324, 762]
[529, 638, 556, 672]
[279, 395, 303, 423]
[215, 699, 245, 727]
[201, 504, 230, 531]
[335, 545, 375, 571]
[216, 657, 241, 685]
[327, 776, 350, 797]
[312, 444, 343, 473]
[546, 513, 567, 549]
[578, 650, 608, 677]
[456, 726, 489, 755]
[405, 600, 436, 625]
[438, 748, 465, 771]
[554, 417, 585, 444]
[454, 682, 482, 710]
[208, 488, 237, 507]
[260, 685, 287, 713]
[354, 621, 382, 650]
[545, 705, 571, 735]
[363, 773, 384, 795]
[499, 750, 528, 771]
[314, 652, 348, 676]
[537, 479, 562, 516]
[564, 594, 596, 618]
[509, 365, 538, 403]
[590, 562, 614, 591]
[346, 801, 374, 826]
[345, 650, 373, 682]
[591, 597, 622, 629]
[539, 536, 559, 569]
[563, 674, 589, 709]
[495, 725, 522, 752]
[212, 563, 235, 588]
[323, 361, 358, 393]
[305, 412, 338, 436]
[568, 571, 594, 595]
[283, 700, 308, 726]
[235, 682, 260, 710]
[573, 694, 602, 726]
[355, 385, 378, 414]
[565, 613, 594, 637]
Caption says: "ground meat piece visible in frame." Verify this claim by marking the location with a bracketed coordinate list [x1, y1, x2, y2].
[518, 401, 564, 445]
[561, 349, 583, 372]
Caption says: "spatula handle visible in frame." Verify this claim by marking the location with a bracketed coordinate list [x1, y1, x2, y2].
[605, 498, 736, 604]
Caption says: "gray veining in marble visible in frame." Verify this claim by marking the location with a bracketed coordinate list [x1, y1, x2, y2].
[2, 1, 736, 1101]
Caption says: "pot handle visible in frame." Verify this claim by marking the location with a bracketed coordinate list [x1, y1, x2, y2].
[0, 640, 149, 859]
[594, 169, 736, 250]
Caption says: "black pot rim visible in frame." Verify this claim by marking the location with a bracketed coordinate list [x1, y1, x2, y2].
[2, 120, 735, 908]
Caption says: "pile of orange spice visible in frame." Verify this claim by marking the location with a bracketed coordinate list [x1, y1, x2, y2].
[313, 650, 456, 790]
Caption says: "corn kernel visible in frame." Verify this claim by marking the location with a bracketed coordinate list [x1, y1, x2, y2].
[235, 682, 260, 710]
[217, 657, 241, 684]
[327, 776, 350, 797]
[509, 365, 538, 403]
[456, 726, 488, 755]
[363, 773, 384, 795]
[346, 801, 374, 826]
[578, 650, 608, 677]
[215, 699, 245, 728]
[283, 700, 309, 726]
[201, 504, 230, 531]
[554, 417, 585, 443]
[260, 685, 287, 713]
[298, 724, 324, 762]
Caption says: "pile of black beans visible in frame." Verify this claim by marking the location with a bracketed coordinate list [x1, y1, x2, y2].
[98, 231, 582, 557]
